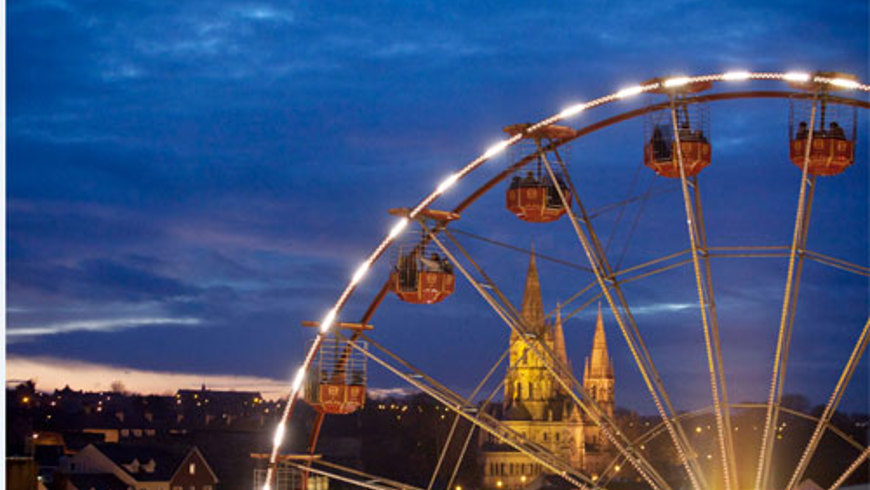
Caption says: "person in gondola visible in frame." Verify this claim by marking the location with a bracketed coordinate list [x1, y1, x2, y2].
[509, 175, 521, 190]
[545, 177, 566, 208]
[651, 125, 669, 160]
[520, 170, 537, 187]
[678, 121, 694, 142]
[441, 257, 453, 274]
[420, 252, 443, 272]
[795, 121, 808, 140]
[398, 252, 418, 290]
[829, 122, 846, 140]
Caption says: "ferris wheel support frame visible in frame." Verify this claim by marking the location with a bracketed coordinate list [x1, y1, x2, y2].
[539, 142, 707, 489]
[435, 225, 672, 490]
[334, 328, 595, 488]
[598, 401, 870, 490]
[668, 96, 738, 490]
[756, 94, 820, 490]
[421, 226, 644, 489]
[264, 73, 870, 490]
[829, 447, 870, 490]
[787, 317, 870, 489]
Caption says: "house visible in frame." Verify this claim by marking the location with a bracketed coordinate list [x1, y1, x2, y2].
[63, 443, 218, 490]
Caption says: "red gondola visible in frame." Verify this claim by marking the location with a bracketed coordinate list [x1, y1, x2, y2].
[503, 124, 574, 222]
[389, 250, 455, 304]
[505, 172, 572, 222]
[643, 138, 712, 178]
[303, 335, 368, 415]
[788, 75, 858, 176]
[789, 137, 854, 176]
[643, 100, 712, 178]
[386, 209, 458, 305]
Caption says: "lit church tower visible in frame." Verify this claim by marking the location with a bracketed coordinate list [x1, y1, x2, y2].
[481, 250, 616, 488]
[583, 303, 614, 416]
[504, 250, 559, 421]
[583, 303, 615, 463]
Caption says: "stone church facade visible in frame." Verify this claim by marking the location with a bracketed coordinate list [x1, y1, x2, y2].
[479, 253, 615, 489]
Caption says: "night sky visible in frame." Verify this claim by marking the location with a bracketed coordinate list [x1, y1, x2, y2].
[7, 1, 869, 414]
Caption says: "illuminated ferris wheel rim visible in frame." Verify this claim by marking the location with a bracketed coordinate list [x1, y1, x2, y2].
[308, 70, 869, 372]
[266, 70, 870, 489]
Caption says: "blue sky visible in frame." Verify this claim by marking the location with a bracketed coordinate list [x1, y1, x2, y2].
[7, 1, 869, 413]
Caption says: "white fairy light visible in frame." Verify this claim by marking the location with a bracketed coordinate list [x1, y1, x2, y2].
[784, 72, 811, 82]
[828, 77, 860, 89]
[291, 367, 306, 393]
[351, 261, 370, 285]
[319, 308, 337, 333]
[483, 140, 511, 159]
[722, 71, 751, 81]
[615, 85, 644, 98]
[663, 77, 691, 88]
[436, 173, 460, 194]
[388, 218, 408, 240]
[558, 103, 586, 119]
[273, 421, 286, 447]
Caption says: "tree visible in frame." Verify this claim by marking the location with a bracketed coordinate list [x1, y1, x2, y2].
[110, 380, 127, 394]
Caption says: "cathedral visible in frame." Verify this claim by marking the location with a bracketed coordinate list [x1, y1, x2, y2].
[479, 252, 615, 489]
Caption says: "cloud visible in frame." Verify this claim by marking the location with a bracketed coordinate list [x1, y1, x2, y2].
[6, 355, 418, 401]
[6, 355, 290, 397]
[7, 316, 201, 338]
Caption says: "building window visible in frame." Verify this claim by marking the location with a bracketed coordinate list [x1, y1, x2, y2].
[189, 462, 196, 475]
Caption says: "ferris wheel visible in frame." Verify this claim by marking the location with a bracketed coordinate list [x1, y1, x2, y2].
[261, 71, 870, 490]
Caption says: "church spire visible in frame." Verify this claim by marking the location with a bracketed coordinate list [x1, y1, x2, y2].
[553, 303, 569, 370]
[585, 303, 614, 379]
[520, 246, 545, 333]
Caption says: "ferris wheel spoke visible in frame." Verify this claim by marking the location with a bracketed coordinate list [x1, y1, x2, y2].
[281, 458, 425, 490]
[668, 99, 738, 490]
[828, 447, 870, 490]
[785, 316, 870, 489]
[756, 94, 821, 490]
[440, 333, 551, 490]
[804, 250, 870, 277]
[328, 329, 597, 488]
[428, 334, 514, 490]
[539, 142, 708, 490]
[423, 222, 672, 490]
